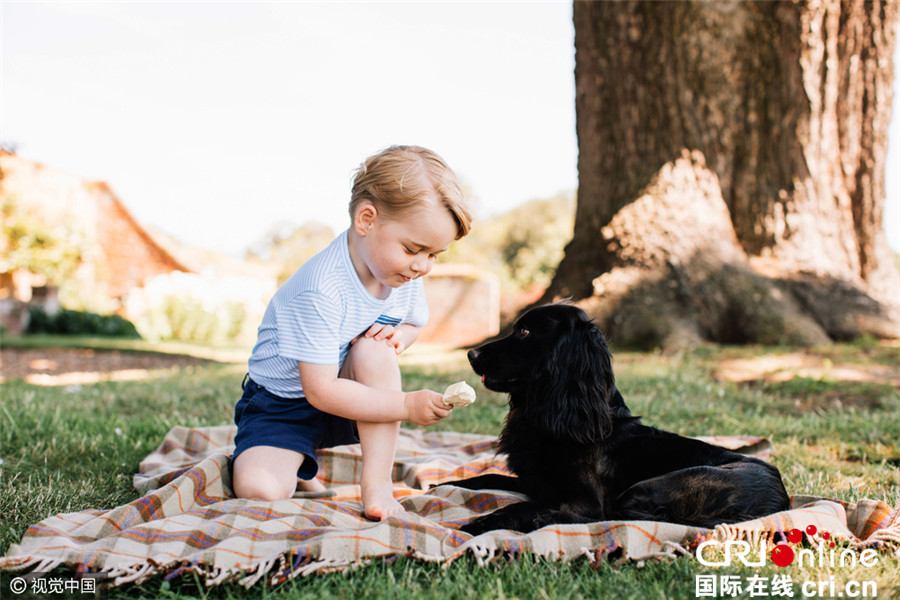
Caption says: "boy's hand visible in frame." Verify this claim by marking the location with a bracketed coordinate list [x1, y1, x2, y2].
[404, 390, 453, 426]
[354, 324, 409, 354]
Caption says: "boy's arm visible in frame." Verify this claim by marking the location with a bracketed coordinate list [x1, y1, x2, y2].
[393, 323, 419, 353]
[297, 361, 448, 425]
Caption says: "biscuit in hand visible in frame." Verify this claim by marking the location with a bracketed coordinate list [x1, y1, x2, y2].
[442, 381, 476, 407]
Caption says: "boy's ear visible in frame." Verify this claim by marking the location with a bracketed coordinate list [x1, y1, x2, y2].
[353, 201, 378, 235]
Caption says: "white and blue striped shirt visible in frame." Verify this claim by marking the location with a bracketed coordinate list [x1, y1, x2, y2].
[248, 229, 429, 397]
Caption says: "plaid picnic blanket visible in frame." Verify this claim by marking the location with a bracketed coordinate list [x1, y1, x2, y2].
[2, 426, 898, 588]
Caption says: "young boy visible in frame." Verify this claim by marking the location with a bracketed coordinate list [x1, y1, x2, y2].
[231, 145, 472, 520]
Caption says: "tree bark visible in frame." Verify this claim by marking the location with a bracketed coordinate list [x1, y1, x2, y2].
[547, 0, 899, 347]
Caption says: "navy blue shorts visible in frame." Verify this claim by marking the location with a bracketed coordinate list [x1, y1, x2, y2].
[230, 376, 359, 480]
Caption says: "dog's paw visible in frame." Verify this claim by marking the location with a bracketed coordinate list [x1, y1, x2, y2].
[460, 512, 520, 536]
[460, 516, 496, 536]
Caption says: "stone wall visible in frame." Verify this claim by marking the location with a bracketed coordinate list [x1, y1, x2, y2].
[419, 265, 500, 348]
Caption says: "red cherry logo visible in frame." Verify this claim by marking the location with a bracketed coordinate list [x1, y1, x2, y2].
[787, 529, 803, 543]
[806, 525, 818, 536]
[771, 544, 795, 567]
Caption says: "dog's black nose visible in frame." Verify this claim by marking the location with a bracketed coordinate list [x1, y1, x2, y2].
[467, 348, 480, 363]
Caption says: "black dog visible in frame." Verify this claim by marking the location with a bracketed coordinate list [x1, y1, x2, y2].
[449, 303, 790, 535]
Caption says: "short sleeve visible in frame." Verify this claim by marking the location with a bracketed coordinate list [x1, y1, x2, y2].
[275, 291, 343, 364]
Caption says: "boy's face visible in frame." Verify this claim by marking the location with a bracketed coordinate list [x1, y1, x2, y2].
[354, 196, 458, 293]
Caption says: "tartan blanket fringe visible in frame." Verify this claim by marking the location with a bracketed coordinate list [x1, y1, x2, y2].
[1, 426, 897, 588]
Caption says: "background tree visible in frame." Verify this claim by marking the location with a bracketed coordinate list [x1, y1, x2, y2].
[545, 0, 899, 348]
[443, 193, 576, 319]
[1, 196, 83, 286]
[246, 221, 335, 285]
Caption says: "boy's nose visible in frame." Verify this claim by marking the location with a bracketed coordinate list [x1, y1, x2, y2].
[411, 257, 432, 275]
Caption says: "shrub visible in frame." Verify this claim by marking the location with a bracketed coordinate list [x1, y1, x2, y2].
[26, 307, 141, 338]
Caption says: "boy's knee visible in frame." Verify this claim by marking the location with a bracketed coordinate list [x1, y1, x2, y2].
[232, 450, 298, 500]
[233, 470, 294, 501]
[342, 337, 400, 385]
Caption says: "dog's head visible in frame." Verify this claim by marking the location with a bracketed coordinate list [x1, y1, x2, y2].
[467, 303, 615, 444]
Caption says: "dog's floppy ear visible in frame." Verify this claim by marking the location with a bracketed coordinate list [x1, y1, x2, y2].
[526, 316, 615, 444]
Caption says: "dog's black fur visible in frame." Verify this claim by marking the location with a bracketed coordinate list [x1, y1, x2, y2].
[448, 303, 790, 535]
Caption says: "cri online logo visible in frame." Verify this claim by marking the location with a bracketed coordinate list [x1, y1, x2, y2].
[696, 525, 880, 568]
[771, 525, 830, 566]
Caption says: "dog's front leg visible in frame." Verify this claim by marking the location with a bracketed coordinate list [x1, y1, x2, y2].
[527, 501, 606, 530]
[460, 500, 602, 535]
[432, 474, 526, 493]
[460, 501, 544, 535]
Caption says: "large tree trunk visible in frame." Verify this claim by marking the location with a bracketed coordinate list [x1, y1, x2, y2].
[547, 0, 899, 347]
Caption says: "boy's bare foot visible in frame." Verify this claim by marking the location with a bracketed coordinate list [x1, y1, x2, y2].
[296, 478, 326, 493]
[361, 481, 404, 520]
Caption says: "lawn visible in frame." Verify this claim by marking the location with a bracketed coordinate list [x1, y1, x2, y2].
[1, 339, 898, 599]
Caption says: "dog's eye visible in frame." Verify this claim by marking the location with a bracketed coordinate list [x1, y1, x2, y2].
[518, 327, 530, 338]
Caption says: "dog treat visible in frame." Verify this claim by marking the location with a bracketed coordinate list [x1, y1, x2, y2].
[442, 381, 476, 407]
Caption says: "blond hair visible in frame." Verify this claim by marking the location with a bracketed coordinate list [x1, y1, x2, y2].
[350, 145, 472, 239]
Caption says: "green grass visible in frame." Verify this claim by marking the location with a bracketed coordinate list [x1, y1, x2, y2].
[1, 341, 899, 598]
